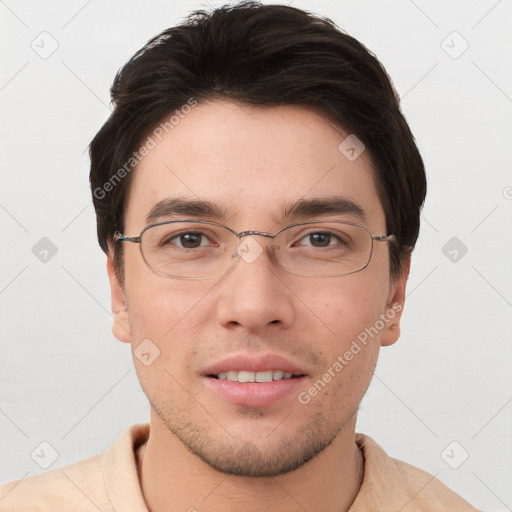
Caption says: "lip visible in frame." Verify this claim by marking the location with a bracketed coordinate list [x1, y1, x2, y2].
[204, 377, 306, 407]
[202, 353, 309, 408]
[202, 353, 307, 376]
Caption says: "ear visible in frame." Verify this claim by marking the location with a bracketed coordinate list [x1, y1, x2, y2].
[380, 254, 410, 347]
[106, 250, 132, 344]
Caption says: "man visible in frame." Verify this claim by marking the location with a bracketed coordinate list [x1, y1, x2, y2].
[0, 1, 480, 510]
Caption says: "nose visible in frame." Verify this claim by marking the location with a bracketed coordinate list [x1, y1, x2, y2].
[214, 235, 295, 335]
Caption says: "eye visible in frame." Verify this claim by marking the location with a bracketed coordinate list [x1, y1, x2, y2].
[164, 231, 216, 249]
[296, 231, 347, 248]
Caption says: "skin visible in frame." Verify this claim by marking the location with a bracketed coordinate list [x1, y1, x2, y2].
[106, 100, 409, 512]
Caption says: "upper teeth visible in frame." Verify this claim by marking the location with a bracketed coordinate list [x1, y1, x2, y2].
[216, 370, 294, 382]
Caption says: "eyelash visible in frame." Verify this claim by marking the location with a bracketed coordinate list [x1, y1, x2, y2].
[165, 230, 347, 249]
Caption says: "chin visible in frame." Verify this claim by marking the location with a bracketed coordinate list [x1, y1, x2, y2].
[155, 402, 342, 477]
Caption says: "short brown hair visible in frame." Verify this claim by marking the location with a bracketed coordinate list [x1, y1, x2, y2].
[89, 1, 426, 282]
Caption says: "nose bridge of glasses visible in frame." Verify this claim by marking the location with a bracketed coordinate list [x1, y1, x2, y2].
[236, 229, 275, 240]
[230, 229, 280, 264]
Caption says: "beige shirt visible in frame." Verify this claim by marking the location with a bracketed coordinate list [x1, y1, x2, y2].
[0, 423, 480, 511]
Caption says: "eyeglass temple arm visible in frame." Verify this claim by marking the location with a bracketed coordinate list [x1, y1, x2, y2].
[113, 231, 141, 243]
[373, 234, 395, 243]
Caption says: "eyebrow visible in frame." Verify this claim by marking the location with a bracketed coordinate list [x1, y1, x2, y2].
[145, 196, 367, 225]
[146, 197, 228, 225]
[280, 197, 366, 223]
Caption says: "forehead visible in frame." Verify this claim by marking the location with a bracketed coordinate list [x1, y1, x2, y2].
[124, 100, 385, 231]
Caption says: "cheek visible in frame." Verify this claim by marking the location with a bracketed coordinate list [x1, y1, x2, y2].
[124, 248, 196, 333]
[124, 286, 199, 401]
[297, 275, 388, 403]
[127, 290, 198, 350]
[314, 274, 389, 341]
[124, 269, 209, 370]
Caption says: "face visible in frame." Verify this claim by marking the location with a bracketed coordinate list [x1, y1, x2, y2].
[107, 100, 408, 477]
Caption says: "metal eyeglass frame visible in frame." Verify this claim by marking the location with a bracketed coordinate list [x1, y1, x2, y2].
[113, 218, 395, 280]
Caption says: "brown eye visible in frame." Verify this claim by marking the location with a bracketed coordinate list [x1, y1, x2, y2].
[164, 231, 213, 249]
[307, 232, 332, 247]
[297, 231, 347, 248]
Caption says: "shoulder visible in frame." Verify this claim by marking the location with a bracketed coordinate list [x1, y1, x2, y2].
[353, 434, 481, 511]
[0, 423, 149, 512]
[0, 453, 111, 511]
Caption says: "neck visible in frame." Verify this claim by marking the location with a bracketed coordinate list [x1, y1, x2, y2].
[138, 412, 364, 512]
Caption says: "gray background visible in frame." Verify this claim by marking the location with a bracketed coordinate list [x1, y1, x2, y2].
[1, 0, 511, 510]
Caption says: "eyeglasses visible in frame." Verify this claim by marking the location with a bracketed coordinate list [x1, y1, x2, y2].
[113, 219, 395, 280]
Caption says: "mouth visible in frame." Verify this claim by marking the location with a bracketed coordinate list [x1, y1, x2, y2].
[202, 354, 308, 408]
[208, 370, 304, 383]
